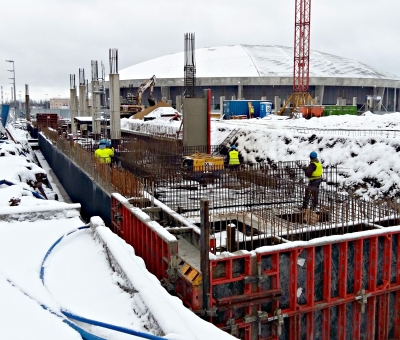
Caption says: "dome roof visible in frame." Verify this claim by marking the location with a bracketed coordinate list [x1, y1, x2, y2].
[118, 44, 399, 81]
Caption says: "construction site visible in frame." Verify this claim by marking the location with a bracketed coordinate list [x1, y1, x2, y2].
[15, 1, 400, 339]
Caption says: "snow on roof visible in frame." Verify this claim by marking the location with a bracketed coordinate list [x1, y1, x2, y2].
[118, 44, 400, 80]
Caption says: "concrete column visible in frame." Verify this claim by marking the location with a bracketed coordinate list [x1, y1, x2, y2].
[315, 85, 325, 105]
[261, 96, 267, 100]
[274, 96, 281, 114]
[238, 84, 243, 99]
[70, 88, 78, 134]
[341, 98, 347, 106]
[220, 96, 225, 119]
[161, 97, 167, 102]
[353, 97, 357, 106]
[92, 80, 101, 138]
[336, 97, 342, 105]
[176, 95, 182, 112]
[377, 87, 385, 112]
[161, 86, 170, 101]
[109, 73, 121, 144]
[79, 85, 86, 117]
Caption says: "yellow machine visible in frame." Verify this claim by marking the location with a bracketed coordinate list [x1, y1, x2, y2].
[181, 152, 224, 181]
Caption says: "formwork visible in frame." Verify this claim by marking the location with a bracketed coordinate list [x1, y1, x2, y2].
[111, 189, 400, 340]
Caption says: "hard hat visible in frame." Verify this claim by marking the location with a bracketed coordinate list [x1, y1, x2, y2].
[310, 151, 318, 159]
[231, 145, 237, 149]
[105, 141, 111, 147]
[99, 139, 106, 145]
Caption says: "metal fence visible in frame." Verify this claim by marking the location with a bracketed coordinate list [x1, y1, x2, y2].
[290, 127, 400, 138]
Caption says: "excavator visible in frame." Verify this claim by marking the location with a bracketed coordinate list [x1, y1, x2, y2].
[120, 75, 156, 117]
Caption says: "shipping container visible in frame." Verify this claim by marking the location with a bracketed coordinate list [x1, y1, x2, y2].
[36, 113, 59, 130]
[300, 105, 324, 119]
[223, 100, 273, 119]
[324, 105, 357, 116]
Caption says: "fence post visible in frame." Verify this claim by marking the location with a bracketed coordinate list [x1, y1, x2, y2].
[200, 199, 210, 313]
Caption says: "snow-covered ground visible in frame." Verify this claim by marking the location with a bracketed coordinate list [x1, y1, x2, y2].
[0, 123, 236, 340]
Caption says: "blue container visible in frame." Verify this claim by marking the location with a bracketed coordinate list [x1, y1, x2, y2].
[260, 101, 272, 118]
[223, 100, 271, 119]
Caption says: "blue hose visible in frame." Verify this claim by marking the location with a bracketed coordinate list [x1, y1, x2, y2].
[41, 226, 166, 340]
[5, 276, 105, 340]
[62, 311, 165, 340]
[0, 179, 45, 199]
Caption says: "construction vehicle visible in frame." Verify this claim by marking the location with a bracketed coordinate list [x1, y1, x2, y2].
[120, 75, 156, 116]
[181, 152, 224, 182]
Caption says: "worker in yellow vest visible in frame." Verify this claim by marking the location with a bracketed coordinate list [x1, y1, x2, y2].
[228, 145, 242, 171]
[94, 139, 111, 164]
[302, 151, 323, 210]
[249, 105, 254, 119]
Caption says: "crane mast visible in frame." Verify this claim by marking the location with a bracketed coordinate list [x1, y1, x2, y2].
[279, 0, 314, 115]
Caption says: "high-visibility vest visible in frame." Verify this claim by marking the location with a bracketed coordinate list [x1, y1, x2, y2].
[229, 150, 240, 165]
[310, 161, 323, 180]
[95, 148, 111, 163]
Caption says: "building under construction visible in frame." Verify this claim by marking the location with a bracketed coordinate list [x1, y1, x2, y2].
[37, 125, 400, 340]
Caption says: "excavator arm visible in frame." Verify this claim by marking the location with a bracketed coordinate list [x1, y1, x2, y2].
[136, 75, 156, 106]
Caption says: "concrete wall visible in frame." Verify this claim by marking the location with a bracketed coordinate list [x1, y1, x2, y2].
[38, 134, 111, 226]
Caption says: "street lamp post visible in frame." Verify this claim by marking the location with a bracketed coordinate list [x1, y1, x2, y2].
[6, 60, 16, 117]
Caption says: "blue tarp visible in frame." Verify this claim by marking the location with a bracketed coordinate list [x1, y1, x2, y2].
[1, 105, 10, 128]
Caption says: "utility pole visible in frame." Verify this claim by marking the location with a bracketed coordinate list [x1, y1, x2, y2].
[6, 60, 16, 117]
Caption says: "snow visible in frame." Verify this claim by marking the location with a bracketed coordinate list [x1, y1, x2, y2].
[0, 122, 236, 339]
[117, 45, 400, 80]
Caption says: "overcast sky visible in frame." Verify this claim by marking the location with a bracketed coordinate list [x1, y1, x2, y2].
[1, 0, 399, 101]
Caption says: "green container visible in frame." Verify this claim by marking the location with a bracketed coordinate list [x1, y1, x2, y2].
[323, 105, 357, 116]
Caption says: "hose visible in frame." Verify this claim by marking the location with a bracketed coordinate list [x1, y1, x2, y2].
[4, 275, 104, 340]
[41, 226, 166, 340]
[62, 311, 165, 340]
[0, 179, 45, 199]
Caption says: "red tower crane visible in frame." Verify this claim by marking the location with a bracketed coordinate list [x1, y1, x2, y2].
[279, 0, 315, 115]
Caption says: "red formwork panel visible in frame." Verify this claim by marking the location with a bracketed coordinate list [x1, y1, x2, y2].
[254, 229, 400, 340]
[111, 194, 178, 282]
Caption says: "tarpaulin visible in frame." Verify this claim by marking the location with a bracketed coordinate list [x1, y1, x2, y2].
[1, 105, 10, 128]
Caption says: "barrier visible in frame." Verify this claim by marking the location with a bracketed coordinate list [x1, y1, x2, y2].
[204, 227, 400, 339]
[111, 193, 178, 283]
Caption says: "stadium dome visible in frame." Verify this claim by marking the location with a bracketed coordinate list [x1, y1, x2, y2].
[114, 45, 400, 108]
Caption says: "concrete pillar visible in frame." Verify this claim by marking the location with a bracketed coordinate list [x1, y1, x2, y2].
[91, 80, 101, 138]
[161, 97, 167, 102]
[176, 95, 182, 112]
[353, 97, 357, 106]
[220, 96, 225, 119]
[377, 87, 385, 112]
[315, 85, 325, 105]
[25, 84, 30, 121]
[109, 73, 121, 144]
[274, 96, 281, 114]
[70, 88, 78, 134]
[261, 96, 267, 100]
[161, 86, 170, 101]
[79, 85, 86, 117]
[336, 97, 342, 105]
[167, 100, 172, 106]
[238, 84, 243, 99]
[341, 98, 347, 106]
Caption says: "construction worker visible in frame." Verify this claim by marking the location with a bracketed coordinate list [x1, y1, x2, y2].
[249, 105, 254, 119]
[94, 139, 111, 164]
[105, 140, 115, 165]
[227, 145, 242, 170]
[302, 151, 323, 210]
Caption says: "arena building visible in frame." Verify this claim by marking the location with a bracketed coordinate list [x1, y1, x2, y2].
[114, 44, 400, 111]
